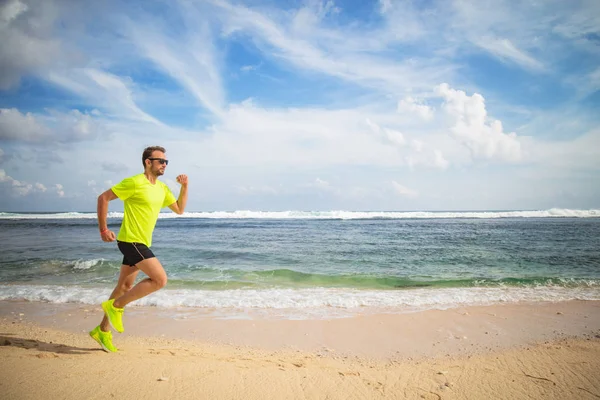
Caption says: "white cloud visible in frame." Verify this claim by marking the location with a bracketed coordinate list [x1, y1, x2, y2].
[210, 0, 453, 93]
[0, 168, 52, 197]
[124, 9, 225, 117]
[55, 183, 64, 197]
[473, 36, 544, 71]
[436, 83, 522, 163]
[0, 0, 27, 23]
[391, 181, 418, 198]
[0, 108, 50, 142]
[397, 97, 434, 120]
[404, 147, 451, 171]
[0, 0, 62, 89]
[47, 69, 161, 124]
[55, 109, 102, 141]
[0, 108, 102, 143]
[366, 118, 406, 148]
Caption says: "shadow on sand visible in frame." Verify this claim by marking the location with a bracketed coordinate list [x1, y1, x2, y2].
[0, 333, 100, 355]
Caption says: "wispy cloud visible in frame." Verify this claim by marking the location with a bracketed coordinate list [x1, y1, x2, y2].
[209, 0, 455, 94]
[472, 37, 544, 71]
[46, 69, 162, 124]
[124, 7, 225, 117]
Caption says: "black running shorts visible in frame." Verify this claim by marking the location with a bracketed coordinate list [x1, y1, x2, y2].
[117, 240, 155, 267]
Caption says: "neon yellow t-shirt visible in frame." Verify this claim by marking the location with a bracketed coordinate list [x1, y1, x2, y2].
[111, 174, 177, 247]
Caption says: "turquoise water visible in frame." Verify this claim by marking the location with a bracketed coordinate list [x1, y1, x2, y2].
[1, 210, 599, 318]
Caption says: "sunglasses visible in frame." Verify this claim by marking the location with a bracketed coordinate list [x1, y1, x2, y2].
[147, 158, 169, 165]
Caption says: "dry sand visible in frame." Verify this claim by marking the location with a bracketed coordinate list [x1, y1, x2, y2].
[1, 300, 600, 399]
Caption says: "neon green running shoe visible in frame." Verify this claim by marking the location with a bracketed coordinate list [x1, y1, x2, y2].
[89, 325, 118, 353]
[101, 299, 125, 333]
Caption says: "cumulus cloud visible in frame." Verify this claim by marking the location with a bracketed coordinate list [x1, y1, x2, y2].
[54, 183, 64, 197]
[397, 97, 434, 120]
[436, 83, 522, 163]
[405, 148, 450, 171]
[0, 168, 57, 197]
[0, 108, 102, 143]
[0, 108, 50, 142]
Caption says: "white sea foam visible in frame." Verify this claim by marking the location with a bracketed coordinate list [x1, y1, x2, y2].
[1, 284, 599, 319]
[72, 259, 103, 270]
[1, 208, 599, 220]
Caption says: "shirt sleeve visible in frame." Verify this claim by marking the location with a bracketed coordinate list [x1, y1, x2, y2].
[162, 183, 177, 208]
[111, 177, 136, 201]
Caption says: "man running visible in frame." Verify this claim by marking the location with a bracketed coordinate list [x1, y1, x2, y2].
[90, 146, 188, 352]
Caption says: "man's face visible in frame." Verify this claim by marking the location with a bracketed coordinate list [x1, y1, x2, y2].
[147, 151, 168, 176]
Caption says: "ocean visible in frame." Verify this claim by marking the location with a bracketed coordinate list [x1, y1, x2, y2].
[1, 209, 599, 319]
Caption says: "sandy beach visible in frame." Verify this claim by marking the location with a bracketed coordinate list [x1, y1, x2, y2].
[2, 300, 600, 399]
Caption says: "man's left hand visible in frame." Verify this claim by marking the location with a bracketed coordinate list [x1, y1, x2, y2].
[176, 174, 188, 187]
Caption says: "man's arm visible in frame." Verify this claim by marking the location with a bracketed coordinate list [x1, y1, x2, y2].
[168, 174, 188, 215]
[98, 189, 118, 242]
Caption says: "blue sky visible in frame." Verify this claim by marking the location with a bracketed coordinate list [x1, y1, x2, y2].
[0, 0, 599, 212]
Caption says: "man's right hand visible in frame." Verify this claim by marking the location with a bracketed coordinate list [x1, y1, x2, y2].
[101, 229, 116, 242]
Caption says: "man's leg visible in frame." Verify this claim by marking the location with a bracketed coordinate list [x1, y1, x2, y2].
[112, 257, 167, 308]
[100, 265, 139, 331]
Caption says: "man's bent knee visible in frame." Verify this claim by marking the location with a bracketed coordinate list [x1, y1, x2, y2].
[136, 257, 167, 289]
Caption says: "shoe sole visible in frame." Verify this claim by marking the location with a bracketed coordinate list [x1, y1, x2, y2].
[102, 302, 124, 333]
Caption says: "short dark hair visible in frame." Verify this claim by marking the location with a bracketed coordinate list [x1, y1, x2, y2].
[142, 146, 166, 167]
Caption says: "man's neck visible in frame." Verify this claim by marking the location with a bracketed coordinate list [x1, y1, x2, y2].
[144, 171, 157, 184]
